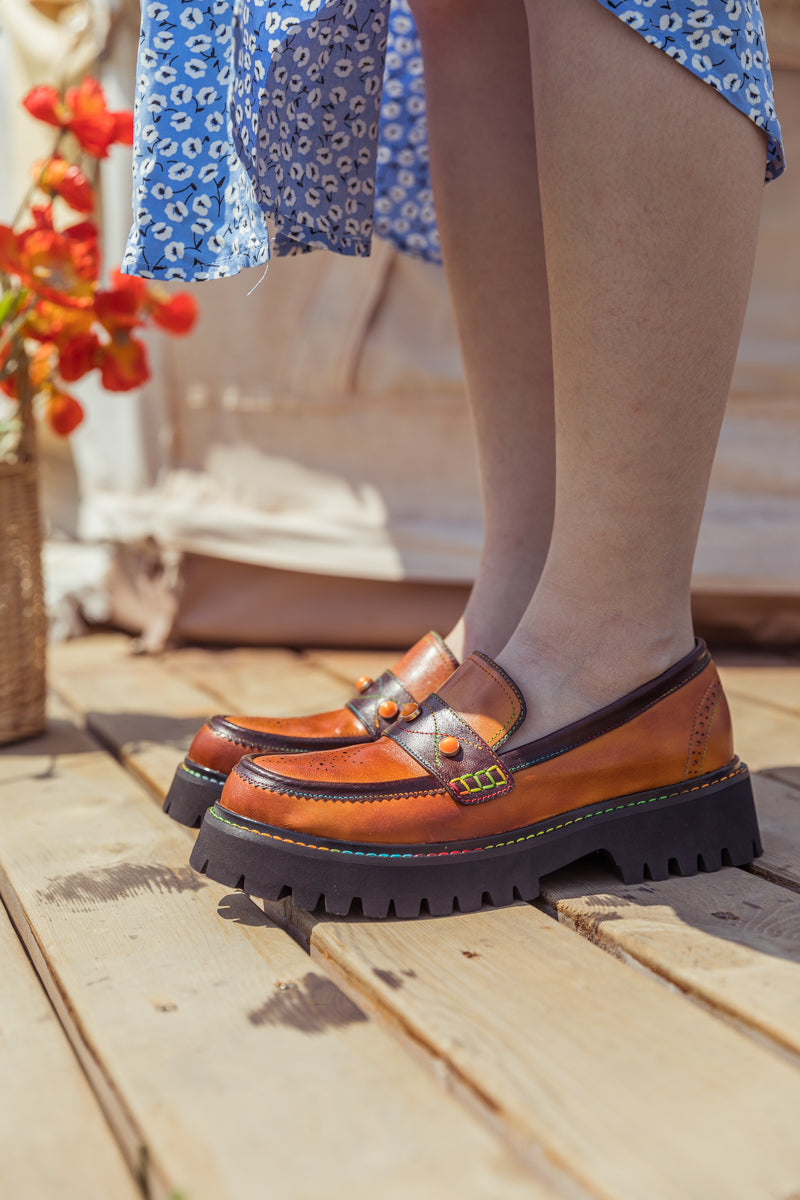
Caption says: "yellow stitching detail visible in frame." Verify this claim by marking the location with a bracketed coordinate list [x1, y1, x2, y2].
[451, 764, 508, 796]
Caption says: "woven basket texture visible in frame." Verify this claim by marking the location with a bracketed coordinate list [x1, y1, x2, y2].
[0, 387, 47, 746]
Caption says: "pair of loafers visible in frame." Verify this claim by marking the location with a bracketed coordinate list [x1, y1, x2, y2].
[168, 631, 762, 918]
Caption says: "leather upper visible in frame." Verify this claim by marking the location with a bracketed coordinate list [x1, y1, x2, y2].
[218, 640, 738, 845]
[187, 631, 458, 775]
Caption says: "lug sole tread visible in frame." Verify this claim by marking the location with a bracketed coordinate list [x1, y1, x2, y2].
[189, 766, 761, 918]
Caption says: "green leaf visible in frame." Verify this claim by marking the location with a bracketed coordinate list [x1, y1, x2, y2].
[0, 288, 21, 327]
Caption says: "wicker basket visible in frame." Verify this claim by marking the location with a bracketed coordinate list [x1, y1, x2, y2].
[0, 368, 47, 746]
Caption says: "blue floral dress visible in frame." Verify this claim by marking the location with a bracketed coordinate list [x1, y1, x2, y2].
[122, 0, 784, 282]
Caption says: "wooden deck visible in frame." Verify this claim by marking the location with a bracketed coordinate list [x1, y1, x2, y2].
[1, 635, 800, 1200]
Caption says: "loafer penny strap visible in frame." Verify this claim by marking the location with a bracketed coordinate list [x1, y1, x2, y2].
[387, 694, 515, 804]
[347, 670, 417, 736]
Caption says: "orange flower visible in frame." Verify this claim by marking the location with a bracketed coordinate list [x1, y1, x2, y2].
[34, 156, 95, 214]
[22, 85, 65, 128]
[21, 299, 95, 345]
[0, 211, 100, 306]
[23, 78, 133, 159]
[46, 390, 84, 435]
[98, 333, 150, 392]
[95, 270, 148, 331]
[5, 80, 197, 447]
[58, 331, 100, 382]
[148, 289, 198, 336]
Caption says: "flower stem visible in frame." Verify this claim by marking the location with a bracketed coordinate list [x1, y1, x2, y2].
[11, 129, 67, 229]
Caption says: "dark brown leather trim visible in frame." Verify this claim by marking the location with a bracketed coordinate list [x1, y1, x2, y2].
[501, 638, 710, 773]
[346, 669, 416, 736]
[388, 694, 515, 804]
[211, 717, 373, 755]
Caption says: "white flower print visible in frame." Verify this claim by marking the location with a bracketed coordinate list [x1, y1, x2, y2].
[180, 8, 204, 30]
[124, 0, 783, 281]
[166, 201, 189, 221]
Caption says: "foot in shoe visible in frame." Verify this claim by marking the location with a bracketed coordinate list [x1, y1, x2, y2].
[162, 631, 458, 827]
[189, 639, 761, 917]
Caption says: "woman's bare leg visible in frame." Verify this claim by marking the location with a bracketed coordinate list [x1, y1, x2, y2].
[407, 0, 556, 662]
[494, 0, 766, 744]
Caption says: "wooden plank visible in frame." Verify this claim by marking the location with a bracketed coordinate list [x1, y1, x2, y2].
[718, 659, 800, 719]
[50, 635, 363, 800]
[305, 904, 800, 1200]
[45, 638, 800, 1190]
[0, 899, 139, 1200]
[747, 772, 800, 892]
[0, 712, 555, 1200]
[723, 690, 800, 774]
[539, 856, 800, 1060]
[765, 765, 800, 794]
[164, 644, 353, 715]
[50, 633, 222, 799]
[303, 647, 405, 688]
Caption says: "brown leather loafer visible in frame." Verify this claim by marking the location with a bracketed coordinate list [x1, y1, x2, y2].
[164, 631, 458, 827]
[190, 639, 762, 916]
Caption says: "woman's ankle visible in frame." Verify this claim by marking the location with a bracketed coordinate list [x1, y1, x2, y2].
[494, 612, 696, 748]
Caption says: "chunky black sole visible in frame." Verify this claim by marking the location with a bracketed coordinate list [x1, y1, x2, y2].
[189, 762, 761, 918]
[163, 758, 226, 828]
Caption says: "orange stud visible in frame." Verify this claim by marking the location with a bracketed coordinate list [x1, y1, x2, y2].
[401, 702, 420, 721]
[439, 736, 460, 757]
[356, 676, 373, 693]
[378, 700, 398, 720]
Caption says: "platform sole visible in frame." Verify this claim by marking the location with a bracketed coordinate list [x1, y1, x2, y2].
[189, 762, 761, 918]
[163, 759, 226, 828]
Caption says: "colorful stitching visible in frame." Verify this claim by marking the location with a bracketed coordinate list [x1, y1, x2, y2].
[392, 696, 496, 769]
[209, 763, 745, 859]
[181, 762, 224, 783]
[451, 765, 509, 797]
